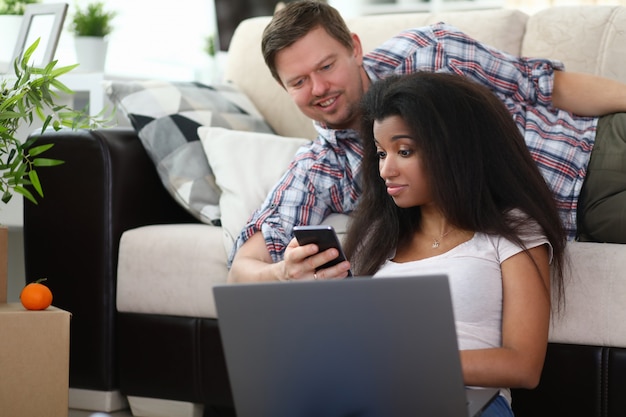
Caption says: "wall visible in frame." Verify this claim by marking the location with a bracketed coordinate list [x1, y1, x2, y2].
[7, 230, 24, 302]
[40, 0, 219, 81]
[506, 0, 625, 14]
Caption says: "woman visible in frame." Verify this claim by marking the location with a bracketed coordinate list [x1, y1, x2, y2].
[343, 72, 567, 416]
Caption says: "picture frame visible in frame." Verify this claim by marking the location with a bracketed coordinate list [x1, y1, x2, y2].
[11, 3, 68, 68]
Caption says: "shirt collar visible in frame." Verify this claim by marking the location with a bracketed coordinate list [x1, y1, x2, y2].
[313, 121, 361, 147]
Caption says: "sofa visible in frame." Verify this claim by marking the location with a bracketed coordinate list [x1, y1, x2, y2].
[23, 5, 626, 417]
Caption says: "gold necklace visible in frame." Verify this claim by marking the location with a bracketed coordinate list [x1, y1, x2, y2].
[431, 228, 455, 249]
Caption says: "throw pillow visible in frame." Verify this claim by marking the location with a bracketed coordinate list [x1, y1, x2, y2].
[199, 126, 311, 255]
[105, 80, 274, 225]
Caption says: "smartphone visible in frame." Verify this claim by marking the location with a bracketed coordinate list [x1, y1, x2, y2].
[292, 225, 353, 277]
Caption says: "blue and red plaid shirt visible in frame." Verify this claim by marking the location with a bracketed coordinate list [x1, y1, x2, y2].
[229, 23, 597, 264]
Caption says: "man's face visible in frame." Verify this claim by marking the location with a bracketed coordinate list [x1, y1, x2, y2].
[274, 26, 368, 131]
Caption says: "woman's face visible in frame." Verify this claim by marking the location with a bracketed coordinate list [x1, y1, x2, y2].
[373, 115, 433, 208]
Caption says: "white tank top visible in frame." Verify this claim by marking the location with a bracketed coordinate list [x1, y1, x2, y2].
[374, 222, 551, 405]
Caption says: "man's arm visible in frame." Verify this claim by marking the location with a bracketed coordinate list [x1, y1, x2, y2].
[553, 71, 626, 116]
[227, 232, 286, 283]
[423, 25, 623, 117]
[227, 231, 351, 283]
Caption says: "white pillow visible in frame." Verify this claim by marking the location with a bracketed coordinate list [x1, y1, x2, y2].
[199, 126, 311, 255]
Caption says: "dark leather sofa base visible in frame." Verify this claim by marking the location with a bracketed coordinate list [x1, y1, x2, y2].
[512, 343, 626, 417]
[117, 313, 234, 411]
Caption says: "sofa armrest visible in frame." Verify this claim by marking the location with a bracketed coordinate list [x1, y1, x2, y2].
[23, 127, 197, 391]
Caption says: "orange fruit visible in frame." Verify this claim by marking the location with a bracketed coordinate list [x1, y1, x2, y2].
[20, 280, 53, 311]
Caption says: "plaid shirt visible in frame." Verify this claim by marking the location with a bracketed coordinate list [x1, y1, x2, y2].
[229, 23, 597, 264]
[229, 125, 363, 264]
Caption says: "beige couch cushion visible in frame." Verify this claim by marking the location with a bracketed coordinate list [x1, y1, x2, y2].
[348, 8, 528, 56]
[116, 224, 227, 318]
[522, 6, 626, 82]
[116, 227, 626, 346]
[549, 242, 626, 347]
[115, 216, 349, 320]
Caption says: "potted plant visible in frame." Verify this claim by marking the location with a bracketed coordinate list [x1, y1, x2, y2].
[0, 0, 40, 68]
[197, 33, 220, 84]
[68, 1, 117, 72]
[0, 0, 39, 14]
[1, 38, 103, 206]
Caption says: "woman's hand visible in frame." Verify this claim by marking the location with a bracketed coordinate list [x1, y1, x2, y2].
[282, 238, 352, 281]
[228, 232, 352, 283]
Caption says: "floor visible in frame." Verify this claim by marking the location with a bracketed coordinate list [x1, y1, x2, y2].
[69, 409, 133, 417]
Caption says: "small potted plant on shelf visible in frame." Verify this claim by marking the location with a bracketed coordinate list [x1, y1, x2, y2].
[198, 33, 220, 84]
[0, 0, 40, 14]
[0, 38, 104, 206]
[69, 1, 117, 72]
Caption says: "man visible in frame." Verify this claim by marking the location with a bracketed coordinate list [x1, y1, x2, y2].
[228, 0, 626, 283]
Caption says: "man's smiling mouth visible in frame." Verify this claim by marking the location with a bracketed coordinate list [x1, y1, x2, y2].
[317, 96, 337, 108]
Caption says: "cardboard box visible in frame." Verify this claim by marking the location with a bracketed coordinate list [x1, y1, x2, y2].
[0, 303, 71, 417]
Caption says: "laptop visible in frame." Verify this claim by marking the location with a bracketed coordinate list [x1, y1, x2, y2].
[213, 275, 498, 417]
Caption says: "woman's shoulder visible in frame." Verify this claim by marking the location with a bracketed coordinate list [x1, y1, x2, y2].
[504, 209, 545, 238]
[491, 209, 553, 262]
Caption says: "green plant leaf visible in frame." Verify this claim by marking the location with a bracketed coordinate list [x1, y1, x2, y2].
[2, 190, 12, 204]
[0, 112, 23, 121]
[50, 63, 80, 78]
[13, 160, 28, 178]
[41, 115, 53, 132]
[21, 38, 40, 65]
[7, 149, 16, 165]
[28, 170, 43, 197]
[35, 106, 46, 123]
[32, 158, 64, 167]
[14, 186, 37, 205]
[49, 79, 74, 95]
[26, 143, 54, 157]
[1, 37, 112, 207]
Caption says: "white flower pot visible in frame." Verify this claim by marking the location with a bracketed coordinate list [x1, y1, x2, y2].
[74, 36, 109, 73]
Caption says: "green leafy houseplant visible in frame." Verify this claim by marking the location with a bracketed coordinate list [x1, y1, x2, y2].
[69, 1, 117, 37]
[204, 34, 217, 58]
[0, 0, 40, 15]
[0, 39, 103, 205]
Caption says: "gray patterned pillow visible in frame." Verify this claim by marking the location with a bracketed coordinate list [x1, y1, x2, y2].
[105, 80, 274, 225]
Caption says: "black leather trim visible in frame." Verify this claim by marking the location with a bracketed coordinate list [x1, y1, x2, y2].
[117, 312, 203, 401]
[23, 128, 196, 390]
[512, 343, 626, 417]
